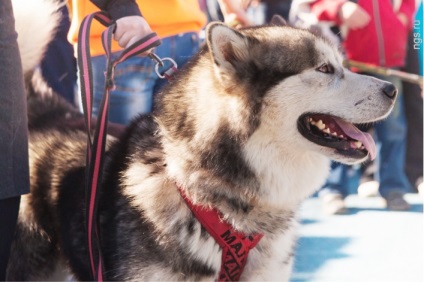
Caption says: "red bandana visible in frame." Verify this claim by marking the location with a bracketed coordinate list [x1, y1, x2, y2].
[179, 188, 263, 281]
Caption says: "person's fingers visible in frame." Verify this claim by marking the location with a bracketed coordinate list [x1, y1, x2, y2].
[355, 7, 371, 27]
[113, 29, 129, 47]
[114, 16, 153, 49]
[397, 13, 408, 27]
[340, 2, 370, 30]
[114, 31, 132, 48]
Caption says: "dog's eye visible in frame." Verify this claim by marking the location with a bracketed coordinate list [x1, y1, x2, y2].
[317, 64, 334, 74]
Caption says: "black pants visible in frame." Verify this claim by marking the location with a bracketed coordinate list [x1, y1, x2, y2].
[0, 197, 20, 280]
[0, 1, 29, 278]
[0, 0, 30, 199]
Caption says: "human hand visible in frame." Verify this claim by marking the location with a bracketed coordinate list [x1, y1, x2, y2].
[397, 12, 408, 27]
[218, 0, 253, 27]
[114, 16, 154, 52]
[339, 1, 371, 30]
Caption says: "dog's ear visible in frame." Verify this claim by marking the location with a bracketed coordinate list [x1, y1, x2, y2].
[270, 15, 287, 26]
[206, 22, 249, 73]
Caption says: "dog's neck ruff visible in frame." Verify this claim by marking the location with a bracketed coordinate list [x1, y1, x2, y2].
[179, 188, 263, 281]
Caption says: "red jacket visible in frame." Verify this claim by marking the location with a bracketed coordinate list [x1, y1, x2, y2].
[311, 0, 415, 68]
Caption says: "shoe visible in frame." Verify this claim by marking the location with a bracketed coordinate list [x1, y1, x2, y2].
[357, 180, 379, 198]
[383, 191, 410, 211]
[322, 194, 347, 215]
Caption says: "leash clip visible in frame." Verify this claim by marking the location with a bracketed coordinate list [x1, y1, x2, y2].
[148, 53, 164, 67]
[149, 53, 178, 79]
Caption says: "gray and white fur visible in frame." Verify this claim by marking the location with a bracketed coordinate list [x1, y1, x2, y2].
[7, 2, 397, 281]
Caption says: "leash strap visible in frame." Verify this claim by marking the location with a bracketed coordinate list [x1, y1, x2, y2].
[179, 188, 263, 281]
[77, 12, 161, 281]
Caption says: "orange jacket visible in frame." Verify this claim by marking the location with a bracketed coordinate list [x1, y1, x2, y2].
[69, 0, 207, 56]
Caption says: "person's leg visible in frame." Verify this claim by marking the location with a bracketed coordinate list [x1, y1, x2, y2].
[88, 54, 157, 125]
[402, 32, 423, 192]
[373, 75, 411, 210]
[319, 162, 352, 214]
[0, 0, 30, 199]
[319, 162, 350, 197]
[0, 1, 30, 277]
[0, 197, 20, 280]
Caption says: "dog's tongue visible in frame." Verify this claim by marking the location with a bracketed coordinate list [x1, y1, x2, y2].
[333, 118, 376, 160]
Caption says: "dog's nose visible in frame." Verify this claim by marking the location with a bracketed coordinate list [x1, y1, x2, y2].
[382, 83, 397, 99]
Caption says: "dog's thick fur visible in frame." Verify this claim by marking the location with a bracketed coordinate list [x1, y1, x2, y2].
[8, 1, 397, 281]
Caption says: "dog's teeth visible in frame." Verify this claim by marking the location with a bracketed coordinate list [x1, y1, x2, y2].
[316, 120, 325, 130]
[310, 120, 316, 125]
[323, 128, 330, 134]
[354, 141, 363, 148]
[331, 132, 338, 136]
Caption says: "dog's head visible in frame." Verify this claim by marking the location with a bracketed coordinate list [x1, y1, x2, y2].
[204, 20, 396, 165]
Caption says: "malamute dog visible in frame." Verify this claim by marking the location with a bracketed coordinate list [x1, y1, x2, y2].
[8, 1, 397, 280]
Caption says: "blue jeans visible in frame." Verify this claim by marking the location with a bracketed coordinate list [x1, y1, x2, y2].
[79, 32, 201, 125]
[320, 74, 411, 198]
[374, 74, 411, 197]
[319, 162, 360, 198]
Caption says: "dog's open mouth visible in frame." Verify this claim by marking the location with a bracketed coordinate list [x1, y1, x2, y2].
[297, 113, 376, 160]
